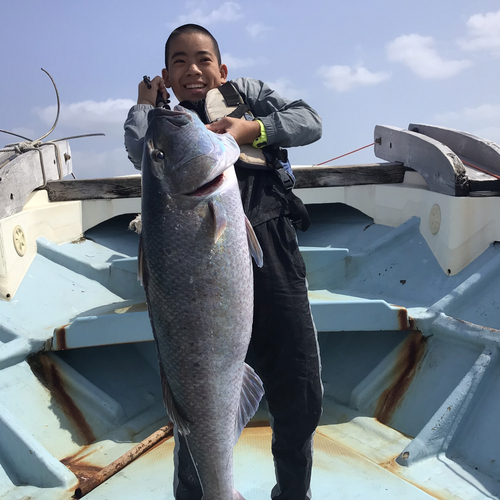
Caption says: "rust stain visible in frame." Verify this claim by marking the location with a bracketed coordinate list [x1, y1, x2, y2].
[456, 317, 500, 333]
[54, 325, 68, 350]
[61, 447, 102, 497]
[397, 308, 409, 330]
[380, 456, 444, 499]
[374, 331, 427, 425]
[392, 306, 416, 331]
[28, 353, 96, 445]
[62, 424, 174, 498]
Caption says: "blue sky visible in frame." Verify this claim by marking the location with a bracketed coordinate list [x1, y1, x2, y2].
[1, 0, 500, 178]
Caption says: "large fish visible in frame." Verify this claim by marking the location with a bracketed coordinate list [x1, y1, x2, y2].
[139, 106, 264, 500]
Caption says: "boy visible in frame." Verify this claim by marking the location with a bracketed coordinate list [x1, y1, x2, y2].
[124, 24, 323, 500]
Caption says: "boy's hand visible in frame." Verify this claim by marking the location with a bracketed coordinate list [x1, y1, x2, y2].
[207, 118, 260, 146]
[137, 76, 169, 106]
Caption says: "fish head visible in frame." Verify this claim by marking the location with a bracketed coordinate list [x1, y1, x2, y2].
[142, 106, 240, 197]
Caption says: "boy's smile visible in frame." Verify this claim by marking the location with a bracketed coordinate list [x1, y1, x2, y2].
[163, 33, 228, 103]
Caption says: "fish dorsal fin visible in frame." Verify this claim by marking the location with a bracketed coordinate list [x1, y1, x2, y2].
[159, 359, 190, 436]
[235, 363, 264, 444]
[245, 217, 263, 268]
[209, 200, 227, 243]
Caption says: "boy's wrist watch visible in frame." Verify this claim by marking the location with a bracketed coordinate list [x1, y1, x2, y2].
[252, 119, 267, 149]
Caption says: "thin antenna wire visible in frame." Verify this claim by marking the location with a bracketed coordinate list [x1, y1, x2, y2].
[36, 68, 60, 142]
[0, 130, 33, 141]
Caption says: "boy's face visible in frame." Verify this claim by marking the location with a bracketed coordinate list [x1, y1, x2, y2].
[162, 33, 228, 103]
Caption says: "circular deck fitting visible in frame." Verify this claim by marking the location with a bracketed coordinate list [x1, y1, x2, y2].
[13, 225, 27, 256]
[429, 204, 441, 235]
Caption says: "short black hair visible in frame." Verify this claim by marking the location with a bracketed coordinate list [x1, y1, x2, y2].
[165, 24, 222, 69]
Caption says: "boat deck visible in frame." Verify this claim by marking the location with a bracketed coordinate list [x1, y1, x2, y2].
[76, 423, 435, 500]
[1, 200, 500, 499]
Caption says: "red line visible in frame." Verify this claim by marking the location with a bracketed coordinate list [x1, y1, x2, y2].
[313, 143, 375, 166]
[462, 159, 500, 180]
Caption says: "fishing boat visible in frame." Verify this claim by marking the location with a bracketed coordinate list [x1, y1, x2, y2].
[1, 122, 500, 499]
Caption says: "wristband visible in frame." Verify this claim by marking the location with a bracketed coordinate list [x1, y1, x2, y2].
[252, 120, 268, 149]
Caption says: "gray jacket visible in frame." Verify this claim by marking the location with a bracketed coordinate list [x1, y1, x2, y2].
[124, 77, 322, 170]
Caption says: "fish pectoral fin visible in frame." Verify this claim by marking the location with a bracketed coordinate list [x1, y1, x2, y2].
[209, 200, 227, 243]
[234, 363, 264, 444]
[159, 360, 190, 436]
[245, 217, 263, 268]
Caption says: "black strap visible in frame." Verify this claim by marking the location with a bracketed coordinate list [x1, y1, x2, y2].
[227, 105, 251, 119]
[218, 82, 244, 107]
[274, 163, 295, 191]
[178, 99, 209, 124]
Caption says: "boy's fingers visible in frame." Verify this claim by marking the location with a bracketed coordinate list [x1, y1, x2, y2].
[137, 75, 168, 106]
[151, 76, 170, 104]
[207, 120, 227, 133]
[207, 118, 259, 145]
[137, 81, 156, 106]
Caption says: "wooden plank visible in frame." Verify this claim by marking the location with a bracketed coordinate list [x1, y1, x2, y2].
[45, 175, 141, 202]
[409, 123, 500, 177]
[0, 141, 72, 218]
[292, 162, 408, 189]
[45, 164, 408, 202]
[374, 125, 469, 196]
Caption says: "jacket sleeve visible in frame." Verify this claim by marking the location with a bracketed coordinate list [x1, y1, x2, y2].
[124, 104, 153, 170]
[231, 77, 322, 148]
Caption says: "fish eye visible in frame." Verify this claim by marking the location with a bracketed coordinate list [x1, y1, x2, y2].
[151, 149, 165, 162]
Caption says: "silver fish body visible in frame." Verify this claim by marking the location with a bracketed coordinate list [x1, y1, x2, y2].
[140, 106, 263, 500]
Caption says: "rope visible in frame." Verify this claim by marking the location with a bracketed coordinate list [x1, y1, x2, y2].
[1, 140, 42, 154]
[313, 142, 375, 167]
[312, 144, 500, 183]
[461, 158, 500, 180]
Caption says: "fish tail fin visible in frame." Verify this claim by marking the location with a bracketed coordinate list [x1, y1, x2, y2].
[235, 363, 264, 444]
[245, 217, 263, 268]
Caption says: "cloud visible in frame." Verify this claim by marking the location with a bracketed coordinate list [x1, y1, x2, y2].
[174, 1, 243, 26]
[266, 78, 306, 100]
[434, 103, 500, 146]
[317, 64, 391, 92]
[35, 98, 136, 138]
[71, 147, 134, 179]
[222, 52, 267, 69]
[246, 23, 271, 38]
[387, 34, 471, 79]
[458, 10, 500, 57]
[33, 98, 136, 179]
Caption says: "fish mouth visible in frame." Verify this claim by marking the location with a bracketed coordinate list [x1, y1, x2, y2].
[185, 173, 225, 197]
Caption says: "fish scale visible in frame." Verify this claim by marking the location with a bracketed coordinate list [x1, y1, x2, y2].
[140, 106, 264, 500]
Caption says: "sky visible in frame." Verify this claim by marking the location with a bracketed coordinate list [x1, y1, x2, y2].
[1, 0, 500, 179]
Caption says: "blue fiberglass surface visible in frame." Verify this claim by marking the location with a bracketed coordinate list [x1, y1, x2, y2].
[1, 203, 500, 499]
